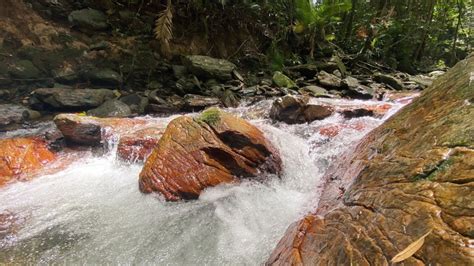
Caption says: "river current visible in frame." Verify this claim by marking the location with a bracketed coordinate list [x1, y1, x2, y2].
[0, 98, 410, 264]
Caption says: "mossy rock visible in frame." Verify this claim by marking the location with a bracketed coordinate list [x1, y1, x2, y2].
[272, 71, 297, 89]
[196, 107, 221, 126]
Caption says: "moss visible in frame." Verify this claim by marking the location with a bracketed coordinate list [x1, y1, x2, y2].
[413, 157, 454, 181]
[196, 108, 221, 126]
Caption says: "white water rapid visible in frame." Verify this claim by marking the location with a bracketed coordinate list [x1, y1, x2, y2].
[0, 98, 410, 264]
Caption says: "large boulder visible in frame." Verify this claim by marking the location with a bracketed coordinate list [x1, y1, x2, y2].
[30, 88, 115, 110]
[0, 138, 56, 187]
[270, 96, 334, 124]
[68, 9, 108, 31]
[183, 55, 237, 81]
[267, 55, 474, 264]
[139, 108, 282, 201]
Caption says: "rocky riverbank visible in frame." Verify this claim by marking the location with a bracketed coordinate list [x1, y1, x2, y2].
[267, 54, 473, 265]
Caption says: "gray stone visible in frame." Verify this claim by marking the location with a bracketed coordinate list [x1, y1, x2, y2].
[87, 99, 132, 117]
[183, 55, 237, 81]
[272, 71, 297, 88]
[30, 88, 116, 110]
[374, 73, 404, 90]
[0, 104, 41, 128]
[220, 89, 240, 108]
[8, 60, 42, 79]
[120, 94, 149, 114]
[342, 76, 376, 99]
[183, 94, 220, 111]
[317, 71, 342, 88]
[85, 68, 122, 86]
[299, 85, 330, 98]
[172, 65, 187, 78]
[68, 9, 108, 31]
[270, 95, 333, 124]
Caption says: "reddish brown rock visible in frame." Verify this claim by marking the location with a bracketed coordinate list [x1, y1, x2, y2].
[268, 55, 474, 264]
[0, 138, 56, 187]
[54, 113, 166, 146]
[117, 127, 164, 162]
[139, 108, 281, 201]
[270, 96, 334, 124]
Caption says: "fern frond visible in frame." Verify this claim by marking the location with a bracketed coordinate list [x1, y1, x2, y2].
[154, 0, 173, 56]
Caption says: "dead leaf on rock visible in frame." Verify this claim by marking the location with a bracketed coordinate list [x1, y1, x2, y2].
[391, 229, 432, 263]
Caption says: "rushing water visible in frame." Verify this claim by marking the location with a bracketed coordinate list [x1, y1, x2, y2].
[0, 98, 410, 264]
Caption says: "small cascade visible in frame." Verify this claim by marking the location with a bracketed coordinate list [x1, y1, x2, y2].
[0, 97, 415, 264]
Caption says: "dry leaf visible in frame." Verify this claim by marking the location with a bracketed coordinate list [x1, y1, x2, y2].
[391, 229, 432, 263]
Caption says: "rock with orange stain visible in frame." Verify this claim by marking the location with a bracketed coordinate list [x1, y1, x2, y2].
[117, 127, 164, 162]
[267, 53, 474, 265]
[139, 108, 281, 201]
[0, 138, 56, 187]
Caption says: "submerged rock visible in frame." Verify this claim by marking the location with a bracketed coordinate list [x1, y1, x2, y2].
[30, 88, 115, 110]
[0, 138, 56, 187]
[270, 96, 334, 124]
[183, 55, 236, 81]
[268, 54, 474, 265]
[117, 127, 163, 162]
[139, 108, 282, 201]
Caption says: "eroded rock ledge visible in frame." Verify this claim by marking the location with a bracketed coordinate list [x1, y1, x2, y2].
[267, 55, 474, 265]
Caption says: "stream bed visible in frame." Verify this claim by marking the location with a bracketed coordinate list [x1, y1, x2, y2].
[0, 98, 411, 264]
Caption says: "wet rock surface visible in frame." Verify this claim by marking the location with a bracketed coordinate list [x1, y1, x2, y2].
[0, 104, 41, 129]
[53, 113, 166, 147]
[268, 55, 474, 265]
[117, 127, 164, 163]
[0, 138, 56, 187]
[139, 108, 282, 201]
[270, 96, 334, 124]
